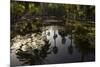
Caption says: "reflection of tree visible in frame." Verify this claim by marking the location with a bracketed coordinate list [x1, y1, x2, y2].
[62, 37, 66, 45]
[75, 37, 91, 62]
[58, 29, 67, 45]
[74, 25, 95, 61]
[53, 30, 57, 39]
[16, 51, 44, 65]
[52, 30, 58, 54]
[52, 39, 58, 54]
[58, 30, 66, 37]
[68, 32, 73, 54]
[47, 32, 50, 36]
[16, 42, 51, 65]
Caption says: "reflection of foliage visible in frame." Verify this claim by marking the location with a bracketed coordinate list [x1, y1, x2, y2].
[75, 24, 89, 35]
[52, 39, 58, 54]
[68, 44, 73, 55]
[74, 23, 95, 61]
[10, 1, 95, 64]
[58, 30, 67, 37]
[58, 28, 67, 45]
[16, 43, 51, 65]
[68, 34, 73, 54]
[74, 35, 95, 61]
[52, 46, 58, 54]
[53, 31, 58, 54]
[62, 37, 66, 45]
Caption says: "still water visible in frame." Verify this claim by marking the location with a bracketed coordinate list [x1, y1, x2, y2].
[11, 25, 95, 66]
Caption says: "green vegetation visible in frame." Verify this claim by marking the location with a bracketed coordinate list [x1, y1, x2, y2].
[11, 1, 95, 47]
[11, 1, 95, 64]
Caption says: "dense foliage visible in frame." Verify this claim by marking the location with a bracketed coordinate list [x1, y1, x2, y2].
[11, 1, 95, 40]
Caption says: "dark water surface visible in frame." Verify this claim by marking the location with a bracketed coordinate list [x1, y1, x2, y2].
[11, 25, 95, 66]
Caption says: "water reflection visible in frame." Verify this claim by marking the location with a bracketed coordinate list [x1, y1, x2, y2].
[61, 37, 66, 45]
[11, 25, 95, 66]
[52, 30, 58, 54]
[16, 42, 51, 65]
[68, 33, 73, 54]
[47, 32, 50, 36]
[58, 29, 67, 45]
[74, 26, 95, 61]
